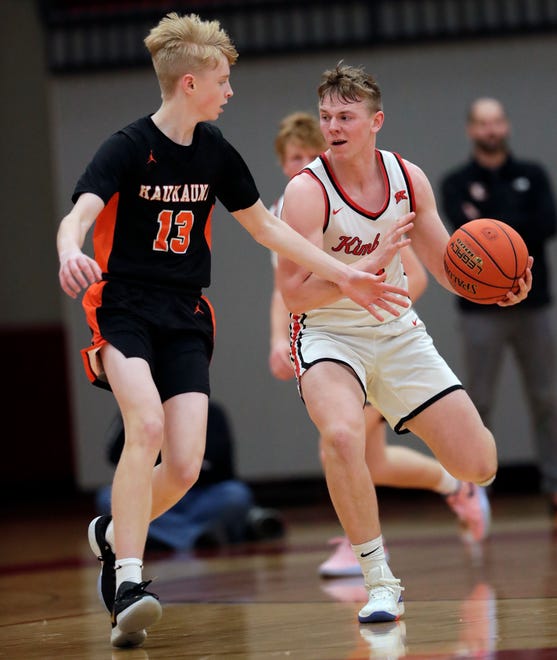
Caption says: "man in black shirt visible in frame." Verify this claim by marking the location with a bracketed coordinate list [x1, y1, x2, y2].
[440, 97, 557, 522]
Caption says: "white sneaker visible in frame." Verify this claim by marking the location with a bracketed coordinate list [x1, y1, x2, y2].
[358, 565, 404, 623]
[111, 625, 147, 648]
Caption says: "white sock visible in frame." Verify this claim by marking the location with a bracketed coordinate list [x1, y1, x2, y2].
[105, 520, 115, 549]
[115, 558, 143, 589]
[434, 467, 460, 495]
[351, 535, 392, 579]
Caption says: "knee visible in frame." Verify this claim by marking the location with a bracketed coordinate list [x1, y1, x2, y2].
[455, 421, 497, 484]
[126, 413, 165, 458]
[320, 423, 361, 466]
[444, 426, 498, 485]
[477, 473, 496, 487]
[165, 455, 204, 493]
[471, 451, 498, 486]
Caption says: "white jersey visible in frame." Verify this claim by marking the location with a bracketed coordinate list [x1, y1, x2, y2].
[269, 194, 284, 269]
[269, 194, 284, 219]
[293, 149, 416, 329]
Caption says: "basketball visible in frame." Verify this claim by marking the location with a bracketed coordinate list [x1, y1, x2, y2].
[444, 218, 529, 304]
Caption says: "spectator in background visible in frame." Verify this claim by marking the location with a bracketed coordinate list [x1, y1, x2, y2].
[440, 97, 557, 525]
[96, 400, 285, 550]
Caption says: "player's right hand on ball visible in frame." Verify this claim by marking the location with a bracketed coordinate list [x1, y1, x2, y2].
[498, 256, 534, 307]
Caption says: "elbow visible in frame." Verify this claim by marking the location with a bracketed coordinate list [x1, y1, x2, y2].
[286, 303, 305, 315]
[279, 289, 303, 315]
[280, 292, 296, 313]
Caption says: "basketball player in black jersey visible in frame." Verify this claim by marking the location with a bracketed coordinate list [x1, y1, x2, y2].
[56, 13, 413, 649]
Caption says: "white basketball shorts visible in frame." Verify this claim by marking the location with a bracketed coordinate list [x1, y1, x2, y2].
[290, 310, 462, 434]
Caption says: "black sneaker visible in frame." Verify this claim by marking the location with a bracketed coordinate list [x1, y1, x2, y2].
[87, 515, 116, 613]
[111, 580, 162, 635]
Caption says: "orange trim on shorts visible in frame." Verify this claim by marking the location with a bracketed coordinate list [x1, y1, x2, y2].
[201, 294, 216, 348]
[80, 280, 109, 383]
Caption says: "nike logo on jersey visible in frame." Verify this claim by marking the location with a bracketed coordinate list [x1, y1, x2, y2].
[360, 547, 380, 558]
[394, 190, 407, 203]
[332, 207, 343, 215]
[412, 318, 418, 326]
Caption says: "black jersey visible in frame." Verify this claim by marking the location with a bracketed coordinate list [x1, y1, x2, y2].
[73, 116, 260, 290]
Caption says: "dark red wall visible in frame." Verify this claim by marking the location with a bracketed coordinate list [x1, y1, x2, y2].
[2, 326, 75, 498]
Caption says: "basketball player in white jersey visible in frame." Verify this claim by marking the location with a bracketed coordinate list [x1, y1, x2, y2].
[269, 112, 504, 582]
[276, 63, 533, 623]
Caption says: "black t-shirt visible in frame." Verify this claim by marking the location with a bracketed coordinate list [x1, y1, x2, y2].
[440, 155, 556, 310]
[73, 116, 260, 290]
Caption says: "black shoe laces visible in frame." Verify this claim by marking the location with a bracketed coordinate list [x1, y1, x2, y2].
[123, 579, 159, 600]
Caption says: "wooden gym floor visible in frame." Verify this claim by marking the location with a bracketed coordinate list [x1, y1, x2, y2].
[1, 489, 556, 659]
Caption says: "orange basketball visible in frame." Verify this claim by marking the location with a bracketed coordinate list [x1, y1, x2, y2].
[444, 218, 529, 304]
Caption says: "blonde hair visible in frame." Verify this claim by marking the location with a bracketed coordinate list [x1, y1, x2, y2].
[144, 12, 238, 97]
[274, 112, 326, 163]
[318, 62, 382, 114]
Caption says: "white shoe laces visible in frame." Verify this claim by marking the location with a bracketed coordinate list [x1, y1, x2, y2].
[367, 576, 404, 599]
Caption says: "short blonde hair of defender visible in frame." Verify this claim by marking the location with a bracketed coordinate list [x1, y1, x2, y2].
[144, 12, 238, 98]
[274, 112, 326, 165]
[318, 62, 383, 115]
